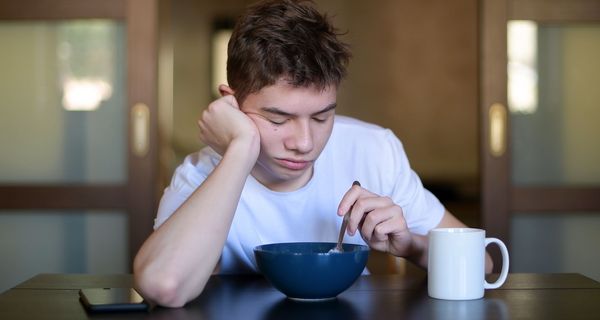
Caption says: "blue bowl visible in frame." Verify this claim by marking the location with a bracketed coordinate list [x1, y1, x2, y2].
[254, 242, 369, 300]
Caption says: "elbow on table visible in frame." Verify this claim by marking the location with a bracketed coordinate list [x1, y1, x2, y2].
[133, 262, 199, 308]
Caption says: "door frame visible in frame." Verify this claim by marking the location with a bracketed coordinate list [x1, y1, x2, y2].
[480, 0, 600, 268]
[0, 0, 159, 267]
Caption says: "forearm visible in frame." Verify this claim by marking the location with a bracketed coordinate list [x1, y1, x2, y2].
[405, 233, 429, 269]
[134, 139, 257, 307]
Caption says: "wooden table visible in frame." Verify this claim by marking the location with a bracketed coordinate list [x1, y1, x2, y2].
[1, 273, 599, 319]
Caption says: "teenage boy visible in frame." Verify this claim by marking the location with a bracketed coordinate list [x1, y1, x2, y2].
[134, 0, 484, 307]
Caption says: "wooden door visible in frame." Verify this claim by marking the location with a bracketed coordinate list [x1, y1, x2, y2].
[480, 0, 600, 274]
[0, 0, 158, 288]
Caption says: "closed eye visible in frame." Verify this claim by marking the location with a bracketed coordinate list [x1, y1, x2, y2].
[268, 118, 288, 125]
[246, 112, 289, 125]
[312, 111, 334, 123]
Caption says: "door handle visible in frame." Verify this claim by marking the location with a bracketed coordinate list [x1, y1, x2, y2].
[489, 103, 507, 157]
[132, 103, 150, 157]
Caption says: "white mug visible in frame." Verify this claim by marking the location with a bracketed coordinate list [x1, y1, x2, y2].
[428, 228, 509, 300]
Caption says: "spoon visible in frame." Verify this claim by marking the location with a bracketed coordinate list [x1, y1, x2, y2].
[330, 181, 361, 253]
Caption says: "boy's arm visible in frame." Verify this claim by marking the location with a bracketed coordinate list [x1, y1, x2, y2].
[133, 95, 259, 308]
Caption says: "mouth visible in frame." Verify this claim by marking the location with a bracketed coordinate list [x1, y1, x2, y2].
[276, 158, 312, 171]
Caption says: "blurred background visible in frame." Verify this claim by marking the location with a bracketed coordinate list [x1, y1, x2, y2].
[1, 0, 599, 293]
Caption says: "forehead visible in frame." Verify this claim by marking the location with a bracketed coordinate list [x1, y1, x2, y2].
[241, 80, 337, 114]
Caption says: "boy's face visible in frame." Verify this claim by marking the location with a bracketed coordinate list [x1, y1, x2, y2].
[240, 80, 337, 192]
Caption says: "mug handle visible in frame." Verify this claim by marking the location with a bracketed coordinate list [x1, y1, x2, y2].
[483, 238, 510, 289]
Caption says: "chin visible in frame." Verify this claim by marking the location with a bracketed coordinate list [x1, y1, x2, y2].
[254, 164, 313, 190]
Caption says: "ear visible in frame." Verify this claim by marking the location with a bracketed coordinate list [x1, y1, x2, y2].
[218, 84, 235, 97]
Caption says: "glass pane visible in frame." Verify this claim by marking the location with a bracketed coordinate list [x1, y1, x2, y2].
[0, 20, 126, 184]
[508, 22, 600, 186]
[0, 210, 128, 292]
[511, 212, 600, 282]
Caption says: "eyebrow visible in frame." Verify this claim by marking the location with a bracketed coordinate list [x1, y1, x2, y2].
[261, 103, 337, 117]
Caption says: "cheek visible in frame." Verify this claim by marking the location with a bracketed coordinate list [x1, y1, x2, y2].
[316, 121, 333, 144]
[314, 123, 334, 148]
[256, 125, 285, 151]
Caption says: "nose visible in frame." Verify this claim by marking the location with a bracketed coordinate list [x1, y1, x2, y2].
[285, 119, 313, 154]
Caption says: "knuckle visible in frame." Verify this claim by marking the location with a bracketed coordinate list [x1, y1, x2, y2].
[354, 198, 366, 212]
[360, 224, 369, 237]
[201, 109, 210, 121]
[374, 224, 386, 237]
[396, 216, 407, 230]
[207, 102, 215, 111]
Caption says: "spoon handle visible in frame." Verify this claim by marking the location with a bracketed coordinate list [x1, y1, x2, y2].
[336, 181, 361, 250]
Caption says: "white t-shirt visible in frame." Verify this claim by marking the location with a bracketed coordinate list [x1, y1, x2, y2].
[154, 116, 444, 274]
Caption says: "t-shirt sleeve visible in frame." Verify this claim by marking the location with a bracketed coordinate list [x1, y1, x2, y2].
[153, 158, 208, 229]
[383, 130, 445, 235]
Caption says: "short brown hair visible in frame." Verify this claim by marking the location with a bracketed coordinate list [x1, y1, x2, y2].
[227, 0, 351, 104]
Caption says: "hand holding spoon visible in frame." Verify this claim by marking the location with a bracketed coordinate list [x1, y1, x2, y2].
[330, 181, 361, 253]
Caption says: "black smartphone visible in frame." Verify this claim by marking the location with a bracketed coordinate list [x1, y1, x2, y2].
[79, 288, 150, 313]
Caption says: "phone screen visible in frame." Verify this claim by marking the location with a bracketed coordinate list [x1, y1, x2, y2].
[79, 288, 149, 312]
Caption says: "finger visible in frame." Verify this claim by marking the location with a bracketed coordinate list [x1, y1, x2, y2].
[198, 108, 210, 128]
[198, 112, 210, 132]
[359, 207, 396, 241]
[223, 94, 240, 109]
[362, 210, 405, 242]
[198, 122, 206, 140]
[347, 196, 393, 235]
[374, 219, 404, 243]
[337, 181, 372, 216]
